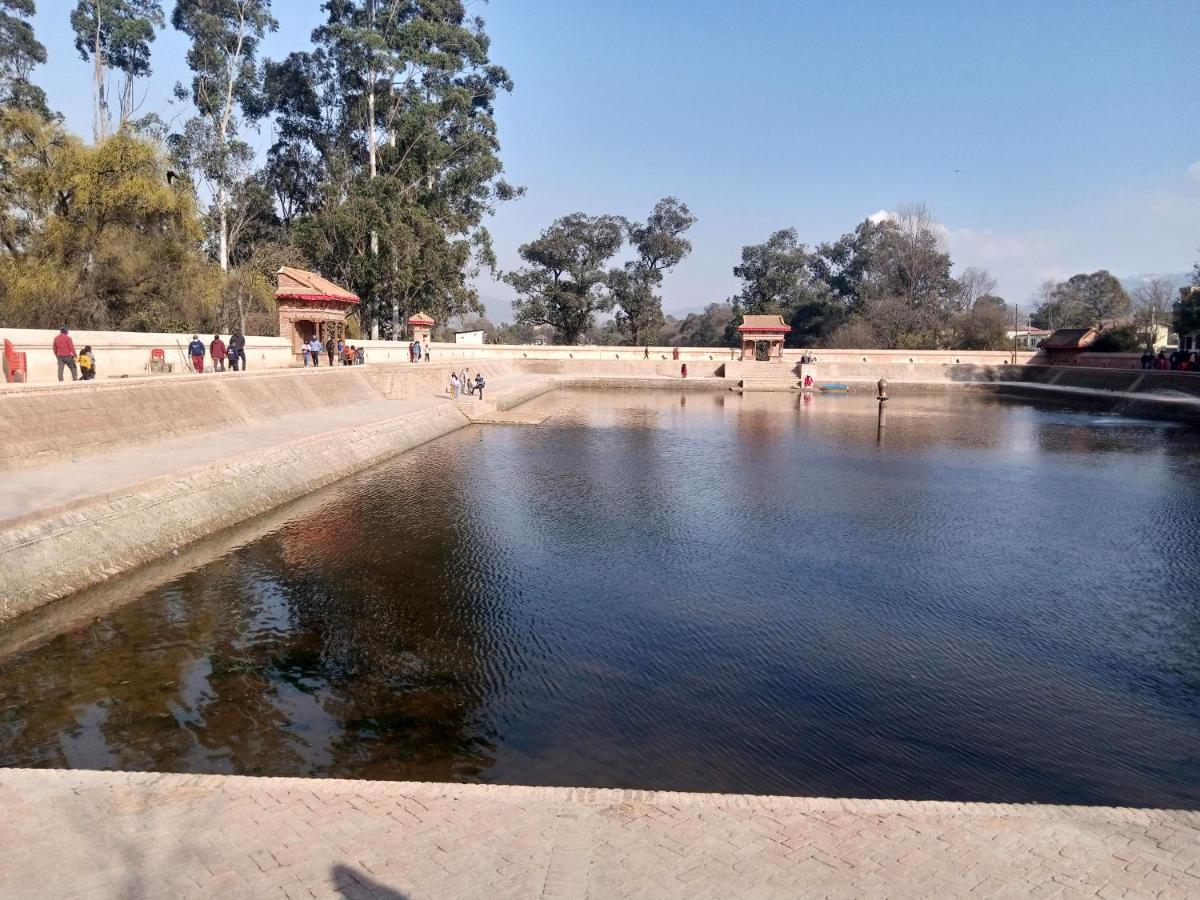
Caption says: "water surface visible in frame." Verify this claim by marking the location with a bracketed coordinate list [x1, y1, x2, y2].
[3, 389, 1200, 808]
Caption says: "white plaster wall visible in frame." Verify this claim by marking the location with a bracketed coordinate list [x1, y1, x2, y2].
[3, 324, 1044, 384]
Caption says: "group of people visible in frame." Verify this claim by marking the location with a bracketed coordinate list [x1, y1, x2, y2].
[448, 367, 486, 400]
[187, 333, 248, 373]
[408, 340, 430, 363]
[51, 327, 95, 381]
[301, 336, 364, 367]
[1142, 349, 1199, 371]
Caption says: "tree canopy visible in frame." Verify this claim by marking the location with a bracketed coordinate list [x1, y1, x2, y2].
[505, 213, 626, 345]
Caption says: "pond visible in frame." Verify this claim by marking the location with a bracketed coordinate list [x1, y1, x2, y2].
[3, 388, 1200, 809]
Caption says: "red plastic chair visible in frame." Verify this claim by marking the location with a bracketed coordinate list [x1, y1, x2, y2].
[3, 339, 27, 383]
[149, 347, 167, 374]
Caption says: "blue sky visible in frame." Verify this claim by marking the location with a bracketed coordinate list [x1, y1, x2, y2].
[31, 0, 1200, 320]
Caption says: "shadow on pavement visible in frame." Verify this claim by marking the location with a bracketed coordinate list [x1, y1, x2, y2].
[332, 864, 410, 899]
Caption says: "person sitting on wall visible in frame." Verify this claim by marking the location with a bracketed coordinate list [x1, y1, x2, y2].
[341, 344, 354, 365]
[78, 345, 96, 381]
[187, 335, 205, 373]
[210, 334, 227, 372]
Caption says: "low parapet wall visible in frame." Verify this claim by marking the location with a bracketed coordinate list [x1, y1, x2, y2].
[3, 325, 1043, 383]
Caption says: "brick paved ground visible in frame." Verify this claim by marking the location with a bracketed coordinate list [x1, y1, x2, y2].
[1, 770, 1198, 898]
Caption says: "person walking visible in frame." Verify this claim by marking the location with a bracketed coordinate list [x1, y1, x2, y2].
[408, 341, 415, 363]
[681, 362, 688, 378]
[414, 341, 422, 363]
[423, 340, 430, 362]
[210, 334, 227, 372]
[187, 334, 206, 373]
[308, 335, 323, 366]
[228, 332, 246, 371]
[326, 336, 336, 367]
[672, 346, 680, 361]
[449, 371, 460, 399]
[301, 343, 310, 366]
[53, 326, 78, 382]
[474, 372, 485, 400]
[78, 345, 96, 380]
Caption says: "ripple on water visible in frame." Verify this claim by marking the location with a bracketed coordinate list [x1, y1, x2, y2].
[1, 389, 1199, 807]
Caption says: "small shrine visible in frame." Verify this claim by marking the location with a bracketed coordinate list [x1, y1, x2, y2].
[275, 266, 360, 363]
[408, 311, 435, 344]
[737, 314, 791, 361]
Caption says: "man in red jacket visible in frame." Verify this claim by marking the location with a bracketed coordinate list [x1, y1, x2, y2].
[52, 326, 77, 382]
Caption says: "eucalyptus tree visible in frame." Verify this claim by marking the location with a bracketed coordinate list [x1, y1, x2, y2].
[171, 0, 276, 271]
[506, 213, 627, 345]
[70, 0, 164, 139]
[278, 0, 519, 338]
[0, 0, 48, 115]
[610, 196, 695, 345]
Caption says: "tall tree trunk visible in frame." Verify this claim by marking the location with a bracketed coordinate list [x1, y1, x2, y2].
[93, 6, 108, 142]
[119, 72, 134, 127]
[218, 190, 229, 272]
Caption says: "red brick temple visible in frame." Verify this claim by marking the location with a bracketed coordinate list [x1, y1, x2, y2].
[275, 267, 360, 363]
[737, 314, 791, 361]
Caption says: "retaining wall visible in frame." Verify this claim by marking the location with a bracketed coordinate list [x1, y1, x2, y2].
[0, 361, 523, 470]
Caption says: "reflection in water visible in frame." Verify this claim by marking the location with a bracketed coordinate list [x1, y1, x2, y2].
[2, 389, 1200, 808]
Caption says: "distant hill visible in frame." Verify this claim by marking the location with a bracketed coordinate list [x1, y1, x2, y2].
[1120, 272, 1193, 294]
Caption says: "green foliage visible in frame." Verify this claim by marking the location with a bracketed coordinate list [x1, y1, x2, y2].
[71, 0, 164, 130]
[1173, 288, 1200, 337]
[1087, 325, 1140, 353]
[505, 212, 626, 345]
[661, 302, 735, 347]
[954, 295, 1011, 350]
[271, 0, 518, 337]
[172, 0, 277, 270]
[610, 197, 695, 345]
[0, 0, 49, 115]
[0, 117, 221, 331]
[1033, 271, 1131, 330]
[727, 208, 961, 349]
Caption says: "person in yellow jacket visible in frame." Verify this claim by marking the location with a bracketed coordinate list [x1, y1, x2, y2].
[78, 345, 96, 381]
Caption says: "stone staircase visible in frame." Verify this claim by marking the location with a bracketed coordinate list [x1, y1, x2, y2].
[724, 360, 805, 391]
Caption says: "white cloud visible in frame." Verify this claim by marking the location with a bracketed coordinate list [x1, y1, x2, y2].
[1187, 161, 1200, 181]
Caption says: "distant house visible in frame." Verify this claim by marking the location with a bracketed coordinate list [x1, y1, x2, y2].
[455, 330, 485, 345]
[1040, 327, 1099, 366]
[1005, 326, 1053, 350]
[1135, 323, 1177, 352]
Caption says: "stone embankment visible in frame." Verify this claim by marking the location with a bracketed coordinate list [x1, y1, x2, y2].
[1, 768, 1197, 899]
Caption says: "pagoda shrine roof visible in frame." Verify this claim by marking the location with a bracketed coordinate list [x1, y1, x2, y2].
[408, 311, 436, 325]
[275, 267, 359, 305]
[737, 314, 791, 333]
